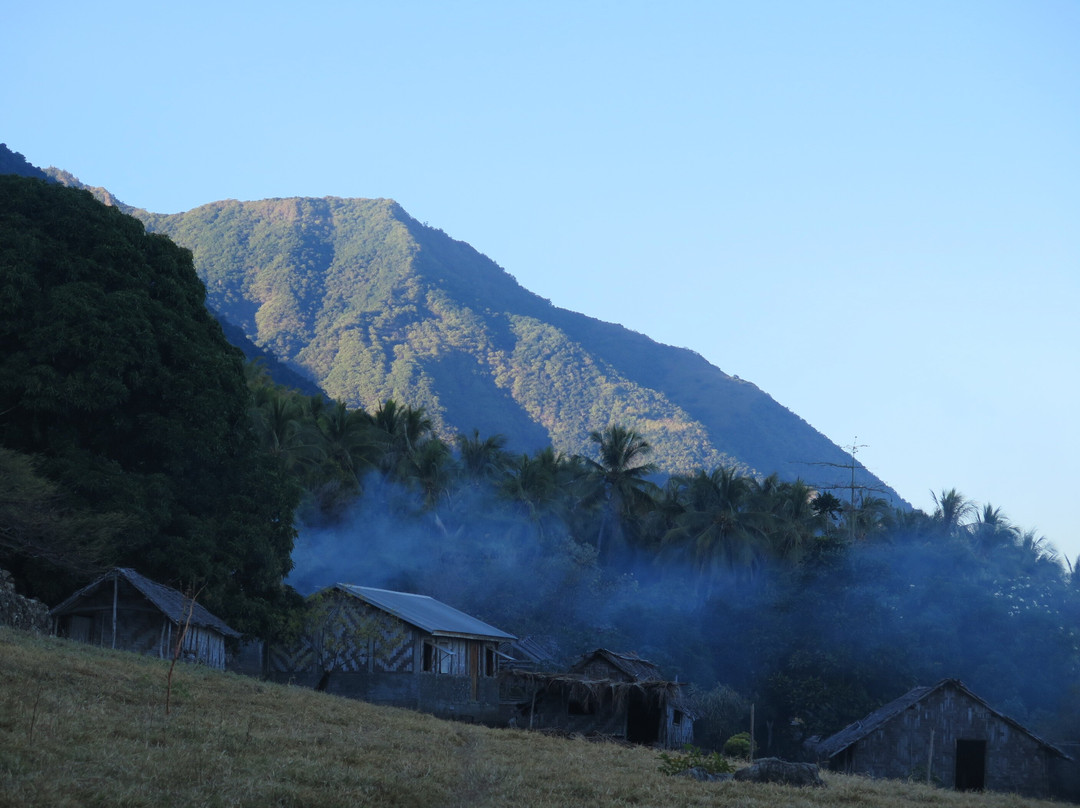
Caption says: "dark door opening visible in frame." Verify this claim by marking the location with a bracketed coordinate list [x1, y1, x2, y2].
[955, 739, 987, 791]
[626, 690, 660, 745]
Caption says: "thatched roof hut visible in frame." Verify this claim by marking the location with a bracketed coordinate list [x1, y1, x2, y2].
[502, 648, 694, 748]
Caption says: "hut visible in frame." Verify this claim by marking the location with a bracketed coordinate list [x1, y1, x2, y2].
[502, 648, 694, 748]
[813, 678, 1069, 797]
[50, 567, 240, 669]
[269, 584, 516, 723]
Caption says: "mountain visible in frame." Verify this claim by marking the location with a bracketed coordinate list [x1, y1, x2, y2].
[132, 196, 899, 502]
[0, 144, 900, 502]
[0, 144, 54, 181]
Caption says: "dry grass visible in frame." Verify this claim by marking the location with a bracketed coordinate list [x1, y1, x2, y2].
[0, 627, 1063, 808]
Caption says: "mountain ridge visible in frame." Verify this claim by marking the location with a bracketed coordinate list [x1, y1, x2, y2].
[135, 194, 898, 500]
[4, 145, 901, 503]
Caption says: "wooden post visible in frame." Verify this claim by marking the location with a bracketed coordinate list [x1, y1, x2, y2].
[111, 573, 118, 649]
[927, 729, 935, 785]
[750, 703, 755, 763]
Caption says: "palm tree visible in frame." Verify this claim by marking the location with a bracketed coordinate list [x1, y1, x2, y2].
[499, 447, 579, 542]
[661, 467, 765, 593]
[369, 400, 434, 481]
[250, 394, 324, 474]
[931, 488, 976, 541]
[579, 425, 658, 559]
[755, 477, 824, 564]
[1014, 529, 1062, 580]
[970, 504, 1018, 557]
[842, 493, 893, 542]
[316, 400, 380, 482]
[456, 429, 510, 488]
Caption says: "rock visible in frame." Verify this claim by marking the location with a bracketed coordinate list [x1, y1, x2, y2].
[732, 757, 826, 788]
[0, 569, 50, 633]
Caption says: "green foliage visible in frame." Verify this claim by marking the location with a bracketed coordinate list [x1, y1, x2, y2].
[131, 195, 891, 502]
[722, 732, 755, 760]
[657, 744, 734, 776]
[0, 176, 297, 632]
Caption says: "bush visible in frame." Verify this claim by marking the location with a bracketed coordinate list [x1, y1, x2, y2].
[657, 745, 734, 776]
[722, 731, 755, 759]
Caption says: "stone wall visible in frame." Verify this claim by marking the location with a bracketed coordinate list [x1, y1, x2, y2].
[0, 569, 50, 633]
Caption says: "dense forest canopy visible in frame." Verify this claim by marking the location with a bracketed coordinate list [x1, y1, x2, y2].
[0, 176, 298, 634]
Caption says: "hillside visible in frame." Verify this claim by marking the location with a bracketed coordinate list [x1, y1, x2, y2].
[132, 196, 901, 502]
[0, 174, 297, 628]
[0, 627, 1059, 808]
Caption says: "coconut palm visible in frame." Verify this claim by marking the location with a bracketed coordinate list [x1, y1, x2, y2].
[578, 425, 658, 559]
[930, 488, 976, 540]
[369, 399, 434, 481]
[456, 429, 510, 488]
[661, 467, 766, 593]
[756, 477, 824, 564]
[970, 504, 1019, 557]
[316, 400, 380, 482]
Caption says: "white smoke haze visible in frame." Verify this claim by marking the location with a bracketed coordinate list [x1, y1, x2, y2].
[286, 470, 1080, 749]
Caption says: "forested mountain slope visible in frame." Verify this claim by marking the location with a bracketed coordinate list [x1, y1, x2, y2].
[134, 196, 899, 500]
[0, 176, 296, 630]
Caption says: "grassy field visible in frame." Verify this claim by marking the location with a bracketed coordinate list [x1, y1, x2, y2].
[0, 627, 1063, 808]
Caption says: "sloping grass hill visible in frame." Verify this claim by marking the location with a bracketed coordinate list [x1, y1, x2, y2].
[0, 628, 1055, 808]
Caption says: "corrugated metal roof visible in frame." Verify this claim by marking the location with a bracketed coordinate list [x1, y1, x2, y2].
[329, 584, 515, 641]
[815, 678, 1069, 760]
[50, 568, 241, 638]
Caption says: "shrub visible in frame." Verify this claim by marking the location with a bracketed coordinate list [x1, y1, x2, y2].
[722, 731, 755, 759]
[657, 744, 734, 776]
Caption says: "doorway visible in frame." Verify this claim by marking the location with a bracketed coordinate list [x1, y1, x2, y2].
[626, 690, 660, 744]
[955, 739, 987, 791]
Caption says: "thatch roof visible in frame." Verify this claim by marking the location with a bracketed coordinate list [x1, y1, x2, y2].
[505, 668, 687, 712]
[51, 568, 240, 638]
[815, 678, 1068, 761]
[571, 648, 662, 682]
[506, 648, 695, 716]
[324, 584, 516, 641]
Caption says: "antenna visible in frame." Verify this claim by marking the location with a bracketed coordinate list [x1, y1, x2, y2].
[793, 437, 888, 540]
[844, 438, 868, 541]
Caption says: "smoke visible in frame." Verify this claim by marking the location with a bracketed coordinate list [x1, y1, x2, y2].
[288, 472, 705, 670]
[287, 472, 1080, 747]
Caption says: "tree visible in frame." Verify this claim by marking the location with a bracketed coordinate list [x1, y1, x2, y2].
[970, 504, 1018, 556]
[930, 488, 976, 540]
[0, 176, 297, 632]
[455, 429, 510, 488]
[369, 399, 435, 481]
[579, 425, 658, 559]
[661, 467, 765, 593]
[752, 475, 825, 564]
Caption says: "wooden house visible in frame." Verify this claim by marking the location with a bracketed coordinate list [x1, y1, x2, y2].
[813, 678, 1069, 797]
[50, 567, 240, 670]
[269, 584, 516, 723]
[502, 648, 694, 748]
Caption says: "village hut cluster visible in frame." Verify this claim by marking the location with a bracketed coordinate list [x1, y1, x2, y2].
[44, 568, 1080, 799]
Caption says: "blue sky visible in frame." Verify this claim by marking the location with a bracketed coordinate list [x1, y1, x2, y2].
[5, 2, 1078, 560]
